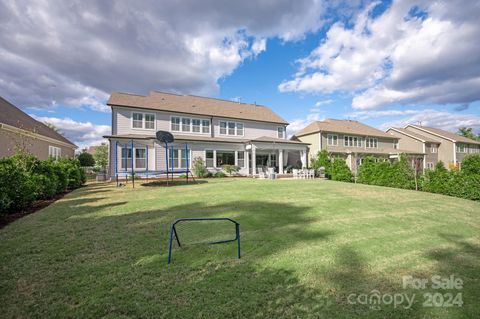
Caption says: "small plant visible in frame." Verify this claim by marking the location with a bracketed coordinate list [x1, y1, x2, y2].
[222, 164, 238, 176]
[192, 157, 208, 177]
[213, 171, 226, 178]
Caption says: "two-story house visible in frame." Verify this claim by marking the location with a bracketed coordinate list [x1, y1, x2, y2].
[390, 125, 480, 170]
[294, 119, 424, 172]
[104, 91, 309, 178]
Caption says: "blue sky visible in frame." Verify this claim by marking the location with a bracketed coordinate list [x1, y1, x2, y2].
[1, 0, 480, 148]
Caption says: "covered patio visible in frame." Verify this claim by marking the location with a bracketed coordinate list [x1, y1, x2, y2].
[245, 137, 310, 176]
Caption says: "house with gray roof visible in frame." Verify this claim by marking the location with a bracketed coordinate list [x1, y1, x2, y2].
[294, 119, 424, 172]
[104, 91, 309, 178]
[0, 97, 77, 159]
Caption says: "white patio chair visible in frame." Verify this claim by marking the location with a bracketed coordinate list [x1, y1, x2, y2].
[308, 169, 315, 179]
[267, 167, 277, 180]
[292, 169, 299, 179]
[257, 167, 267, 179]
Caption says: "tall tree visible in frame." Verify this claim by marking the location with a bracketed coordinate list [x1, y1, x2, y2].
[93, 144, 108, 172]
[457, 127, 480, 141]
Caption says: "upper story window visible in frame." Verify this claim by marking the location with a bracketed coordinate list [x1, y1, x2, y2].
[48, 146, 61, 159]
[456, 143, 466, 153]
[277, 126, 285, 139]
[171, 116, 210, 134]
[470, 145, 480, 153]
[132, 112, 155, 130]
[345, 136, 363, 147]
[430, 144, 437, 153]
[327, 134, 338, 146]
[219, 120, 244, 136]
[393, 141, 399, 149]
[366, 137, 378, 148]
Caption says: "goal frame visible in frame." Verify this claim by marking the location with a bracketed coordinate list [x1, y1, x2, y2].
[167, 217, 241, 264]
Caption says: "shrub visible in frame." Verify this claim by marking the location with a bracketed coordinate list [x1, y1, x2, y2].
[192, 157, 208, 177]
[213, 171, 226, 178]
[77, 152, 95, 167]
[329, 159, 353, 182]
[421, 161, 450, 194]
[222, 164, 239, 176]
[57, 158, 85, 189]
[32, 160, 59, 199]
[0, 156, 36, 214]
[461, 154, 480, 175]
[357, 155, 415, 189]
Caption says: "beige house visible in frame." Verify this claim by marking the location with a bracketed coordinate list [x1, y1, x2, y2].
[104, 91, 309, 178]
[392, 125, 480, 170]
[294, 119, 423, 172]
[0, 97, 76, 159]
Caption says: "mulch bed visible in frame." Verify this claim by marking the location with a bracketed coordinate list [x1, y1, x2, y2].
[0, 191, 72, 229]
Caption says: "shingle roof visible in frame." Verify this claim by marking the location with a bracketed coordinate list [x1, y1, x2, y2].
[0, 96, 76, 147]
[387, 127, 439, 143]
[407, 125, 480, 145]
[295, 119, 394, 138]
[107, 91, 288, 125]
[328, 147, 423, 155]
[251, 136, 310, 144]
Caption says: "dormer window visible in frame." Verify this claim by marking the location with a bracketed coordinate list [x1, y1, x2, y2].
[277, 126, 285, 139]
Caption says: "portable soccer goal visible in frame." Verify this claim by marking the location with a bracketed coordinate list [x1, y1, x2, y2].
[167, 218, 241, 264]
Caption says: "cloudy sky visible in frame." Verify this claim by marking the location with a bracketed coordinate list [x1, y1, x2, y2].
[1, 0, 480, 148]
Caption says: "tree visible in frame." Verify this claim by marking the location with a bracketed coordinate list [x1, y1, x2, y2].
[77, 152, 95, 167]
[93, 145, 108, 171]
[461, 154, 480, 175]
[44, 122, 63, 135]
[457, 127, 480, 141]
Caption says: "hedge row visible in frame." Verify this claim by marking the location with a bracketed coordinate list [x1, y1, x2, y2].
[312, 150, 480, 201]
[0, 154, 86, 214]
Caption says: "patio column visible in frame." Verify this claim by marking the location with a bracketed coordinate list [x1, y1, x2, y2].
[301, 150, 307, 168]
[245, 150, 250, 175]
[252, 145, 256, 176]
[278, 149, 284, 174]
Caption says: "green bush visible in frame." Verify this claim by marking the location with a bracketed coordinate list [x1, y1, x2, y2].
[461, 154, 480, 175]
[32, 160, 59, 199]
[222, 164, 239, 176]
[357, 154, 415, 189]
[77, 151, 95, 167]
[0, 156, 36, 214]
[421, 161, 450, 194]
[192, 157, 208, 177]
[329, 159, 353, 182]
[213, 171, 226, 178]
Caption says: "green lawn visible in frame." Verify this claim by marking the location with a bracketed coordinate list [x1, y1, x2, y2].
[1, 179, 479, 318]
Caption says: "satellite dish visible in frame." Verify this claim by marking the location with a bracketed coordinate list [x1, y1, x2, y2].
[156, 130, 174, 143]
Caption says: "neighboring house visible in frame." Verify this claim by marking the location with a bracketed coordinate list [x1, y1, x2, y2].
[294, 119, 423, 172]
[0, 97, 76, 159]
[400, 125, 480, 169]
[103, 91, 309, 178]
[84, 143, 106, 155]
[386, 127, 440, 170]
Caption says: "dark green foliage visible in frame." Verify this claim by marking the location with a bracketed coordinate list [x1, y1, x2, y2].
[77, 152, 95, 167]
[329, 159, 353, 182]
[213, 171, 226, 178]
[93, 145, 109, 171]
[421, 161, 450, 194]
[192, 157, 208, 177]
[222, 164, 238, 176]
[0, 154, 85, 214]
[357, 155, 415, 189]
[461, 154, 480, 175]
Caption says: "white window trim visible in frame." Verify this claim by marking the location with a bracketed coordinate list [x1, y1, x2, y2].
[48, 145, 61, 159]
[170, 115, 211, 135]
[344, 135, 363, 148]
[366, 137, 378, 149]
[327, 134, 338, 146]
[170, 116, 181, 132]
[218, 120, 245, 137]
[131, 111, 156, 130]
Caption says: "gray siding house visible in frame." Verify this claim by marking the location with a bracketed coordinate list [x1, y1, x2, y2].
[294, 119, 424, 172]
[104, 91, 309, 178]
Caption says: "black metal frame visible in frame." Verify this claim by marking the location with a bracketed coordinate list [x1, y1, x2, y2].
[167, 217, 241, 264]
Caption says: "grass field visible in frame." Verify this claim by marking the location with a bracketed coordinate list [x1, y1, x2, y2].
[1, 178, 479, 318]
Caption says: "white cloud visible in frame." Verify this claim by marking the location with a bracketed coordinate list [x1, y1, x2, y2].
[31, 115, 111, 149]
[0, 0, 326, 110]
[279, 0, 480, 110]
[347, 109, 424, 120]
[379, 110, 480, 133]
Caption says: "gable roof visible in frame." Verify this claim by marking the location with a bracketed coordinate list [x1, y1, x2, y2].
[295, 119, 393, 138]
[387, 127, 439, 143]
[406, 125, 480, 145]
[0, 97, 76, 147]
[107, 91, 288, 125]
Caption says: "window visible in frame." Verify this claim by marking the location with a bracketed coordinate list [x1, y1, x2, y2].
[471, 145, 480, 153]
[135, 148, 146, 169]
[206, 150, 214, 167]
[270, 153, 277, 167]
[237, 151, 245, 168]
[344, 136, 363, 147]
[366, 137, 378, 148]
[456, 143, 466, 153]
[220, 121, 227, 135]
[277, 126, 285, 139]
[169, 149, 180, 168]
[171, 117, 180, 131]
[202, 120, 211, 134]
[228, 122, 235, 135]
[145, 114, 155, 129]
[219, 121, 243, 136]
[393, 141, 399, 149]
[182, 118, 191, 132]
[216, 151, 235, 166]
[181, 149, 190, 168]
[236, 123, 244, 136]
[327, 134, 338, 146]
[48, 146, 61, 159]
[121, 147, 132, 169]
[192, 119, 201, 133]
[430, 144, 437, 153]
[426, 162, 434, 169]
[132, 112, 143, 128]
